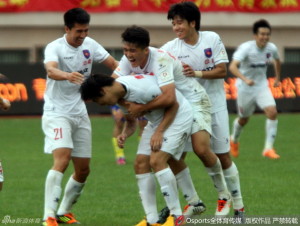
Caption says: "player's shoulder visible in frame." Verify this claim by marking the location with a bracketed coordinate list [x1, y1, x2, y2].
[46, 36, 64, 48]
[266, 42, 278, 51]
[200, 31, 221, 39]
[238, 40, 254, 50]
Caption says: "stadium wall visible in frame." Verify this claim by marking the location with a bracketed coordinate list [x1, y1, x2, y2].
[0, 63, 299, 115]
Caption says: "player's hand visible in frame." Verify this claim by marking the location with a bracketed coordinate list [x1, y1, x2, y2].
[0, 98, 11, 111]
[150, 131, 163, 152]
[273, 78, 280, 87]
[245, 79, 254, 86]
[67, 72, 84, 85]
[125, 102, 145, 117]
[182, 64, 195, 77]
[117, 134, 127, 148]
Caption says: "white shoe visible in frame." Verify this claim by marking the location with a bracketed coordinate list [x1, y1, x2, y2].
[215, 197, 231, 216]
[183, 201, 206, 217]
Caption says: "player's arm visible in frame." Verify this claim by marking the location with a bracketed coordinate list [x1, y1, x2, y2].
[101, 55, 119, 71]
[183, 62, 227, 79]
[273, 58, 281, 87]
[45, 61, 84, 85]
[126, 83, 176, 116]
[229, 59, 254, 86]
[151, 100, 179, 152]
[116, 113, 137, 148]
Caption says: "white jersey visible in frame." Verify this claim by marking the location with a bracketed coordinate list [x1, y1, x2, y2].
[161, 31, 229, 113]
[114, 46, 207, 104]
[232, 40, 279, 92]
[43, 35, 110, 116]
[116, 74, 192, 127]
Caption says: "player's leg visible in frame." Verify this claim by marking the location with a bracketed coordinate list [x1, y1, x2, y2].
[56, 114, 91, 224]
[151, 151, 183, 224]
[230, 91, 255, 157]
[0, 160, 3, 191]
[191, 130, 231, 216]
[258, 89, 280, 159]
[212, 110, 245, 221]
[42, 115, 74, 226]
[168, 154, 206, 217]
[111, 105, 126, 164]
[135, 126, 160, 226]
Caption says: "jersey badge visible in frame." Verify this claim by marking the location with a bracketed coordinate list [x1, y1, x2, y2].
[204, 48, 212, 58]
[83, 50, 90, 59]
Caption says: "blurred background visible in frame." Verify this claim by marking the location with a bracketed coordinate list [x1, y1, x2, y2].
[0, 0, 299, 115]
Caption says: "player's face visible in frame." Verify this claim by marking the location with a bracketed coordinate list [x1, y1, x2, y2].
[93, 89, 118, 106]
[255, 27, 271, 48]
[123, 42, 149, 68]
[65, 23, 89, 48]
[171, 16, 195, 41]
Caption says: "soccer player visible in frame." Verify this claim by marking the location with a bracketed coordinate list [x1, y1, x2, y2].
[80, 73, 192, 226]
[111, 105, 147, 165]
[0, 160, 4, 191]
[42, 8, 118, 226]
[112, 26, 231, 222]
[229, 19, 281, 159]
[161, 1, 245, 219]
[0, 97, 11, 111]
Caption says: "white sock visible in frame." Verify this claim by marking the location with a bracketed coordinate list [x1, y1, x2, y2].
[206, 158, 229, 199]
[57, 176, 85, 215]
[232, 118, 243, 143]
[264, 119, 278, 150]
[223, 162, 244, 209]
[44, 170, 63, 220]
[155, 168, 182, 216]
[175, 167, 201, 205]
[136, 173, 158, 224]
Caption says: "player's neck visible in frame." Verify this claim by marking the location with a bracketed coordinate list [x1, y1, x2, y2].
[183, 31, 199, 46]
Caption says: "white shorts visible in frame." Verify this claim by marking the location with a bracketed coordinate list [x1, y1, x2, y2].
[210, 109, 230, 154]
[237, 88, 276, 118]
[191, 96, 212, 135]
[137, 120, 191, 160]
[42, 114, 92, 158]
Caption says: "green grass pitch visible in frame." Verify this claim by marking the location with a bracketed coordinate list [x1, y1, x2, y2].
[0, 114, 299, 225]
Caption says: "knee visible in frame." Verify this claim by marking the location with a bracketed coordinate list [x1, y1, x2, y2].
[265, 108, 277, 120]
[134, 157, 150, 174]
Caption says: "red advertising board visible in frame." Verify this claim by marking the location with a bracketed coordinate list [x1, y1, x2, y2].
[0, 0, 299, 13]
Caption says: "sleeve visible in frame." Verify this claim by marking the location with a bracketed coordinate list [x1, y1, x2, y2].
[232, 43, 248, 62]
[113, 55, 131, 77]
[271, 44, 280, 60]
[212, 33, 229, 65]
[44, 42, 59, 64]
[92, 40, 110, 63]
[155, 52, 175, 87]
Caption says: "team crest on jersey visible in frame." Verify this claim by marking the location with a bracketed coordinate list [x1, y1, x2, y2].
[83, 50, 90, 59]
[266, 53, 271, 58]
[204, 48, 212, 58]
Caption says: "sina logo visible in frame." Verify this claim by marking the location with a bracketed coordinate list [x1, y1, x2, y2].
[83, 50, 90, 59]
[204, 48, 212, 58]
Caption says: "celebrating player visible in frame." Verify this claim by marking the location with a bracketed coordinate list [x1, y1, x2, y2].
[41, 8, 118, 226]
[81, 73, 192, 226]
[160, 1, 245, 220]
[229, 19, 281, 159]
[112, 25, 231, 224]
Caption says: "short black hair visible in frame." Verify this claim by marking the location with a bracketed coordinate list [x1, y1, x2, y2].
[253, 19, 272, 34]
[121, 25, 150, 49]
[167, 1, 201, 31]
[80, 74, 114, 101]
[64, 8, 90, 29]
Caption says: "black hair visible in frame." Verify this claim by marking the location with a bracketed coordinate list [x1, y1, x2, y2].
[253, 19, 272, 34]
[167, 1, 201, 31]
[121, 25, 150, 49]
[80, 74, 114, 101]
[64, 8, 90, 29]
